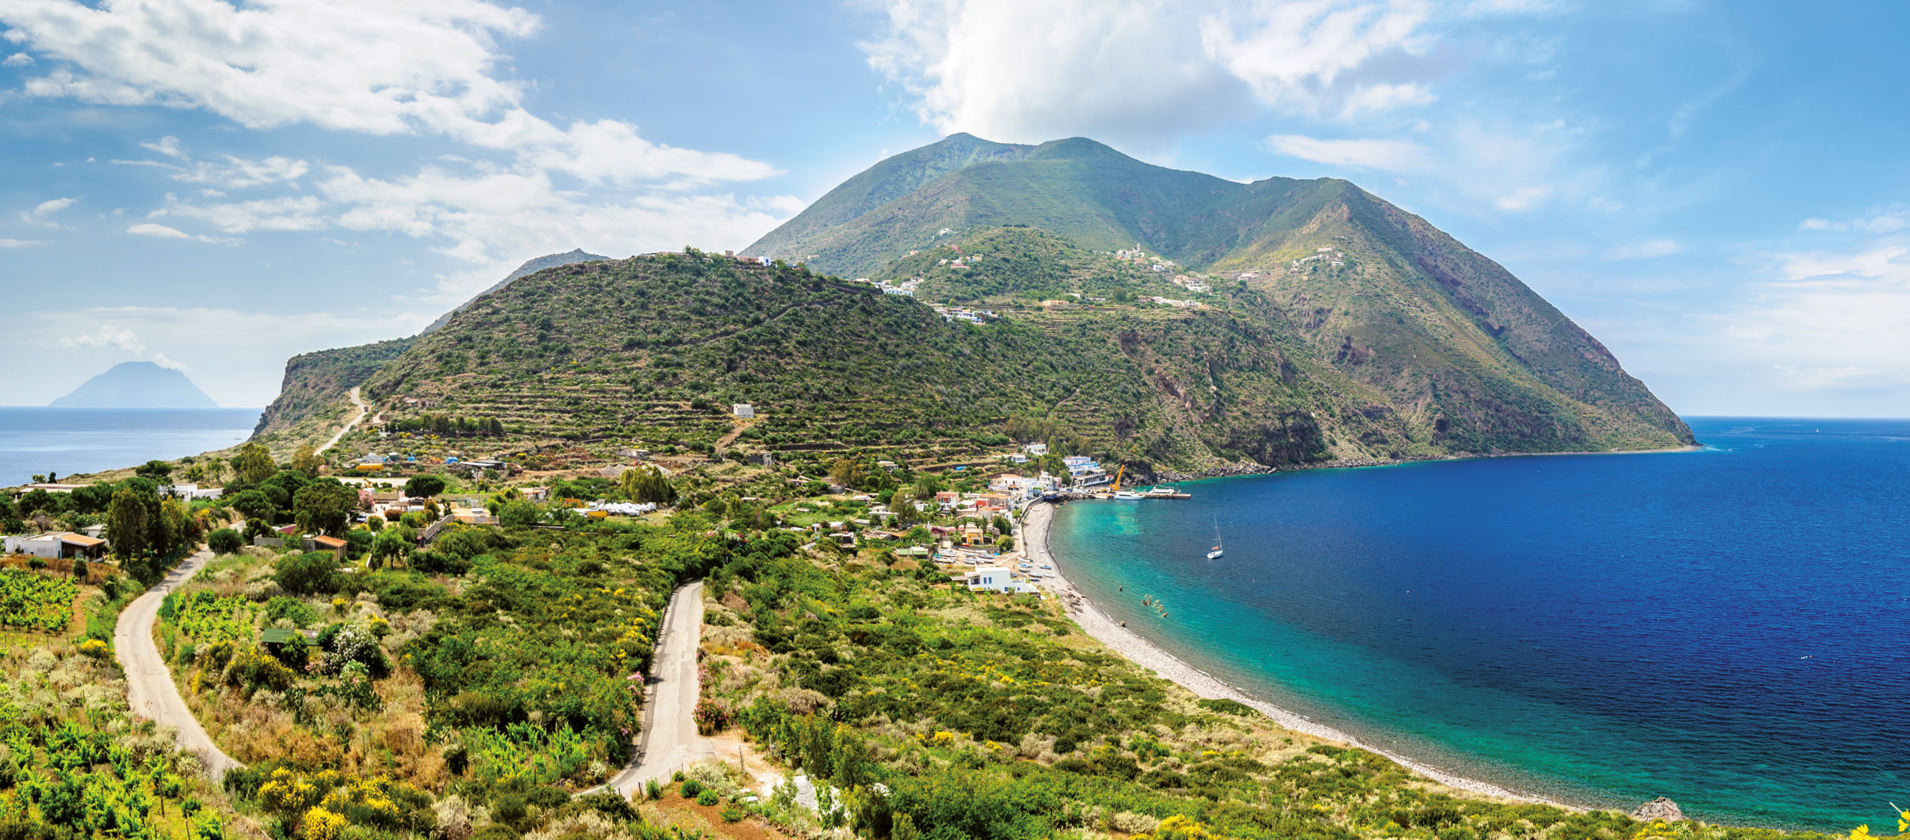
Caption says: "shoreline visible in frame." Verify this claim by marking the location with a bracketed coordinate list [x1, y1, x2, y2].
[1019, 501, 1584, 810]
[1154, 443, 1705, 483]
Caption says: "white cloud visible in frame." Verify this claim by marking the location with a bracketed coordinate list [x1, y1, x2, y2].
[1604, 238, 1682, 260]
[1, 52, 32, 67]
[20, 195, 78, 227]
[32, 196, 76, 216]
[0, 238, 46, 248]
[1266, 134, 1428, 170]
[0, 0, 774, 188]
[1796, 208, 1907, 235]
[859, 0, 1502, 148]
[57, 324, 187, 370]
[1200, 0, 1435, 112]
[862, 0, 1241, 148]
[126, 222, 191, 239]
[140, 135, 186, 159]
[1339, 82, 1436, 116]
[1712, 239, 1910, 395]
[155, 194, 326, 234]
[1493, 184, 1552, 212]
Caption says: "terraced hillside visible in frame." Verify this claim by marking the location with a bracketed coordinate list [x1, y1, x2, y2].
[275, 248, 1686, 476]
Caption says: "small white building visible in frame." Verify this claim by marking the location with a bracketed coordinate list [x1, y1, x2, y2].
[1023, 442, 1048, 456]
[732, 403, 755, 419]
[965, 566, 1036, 594]
[4, 532, 106, 560]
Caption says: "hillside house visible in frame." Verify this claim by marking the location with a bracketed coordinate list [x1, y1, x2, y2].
[302, 535, 348, 559]
[965, 567, 1036, 594]
[3, 532, 106, 560]
[732, 403, 755, 419]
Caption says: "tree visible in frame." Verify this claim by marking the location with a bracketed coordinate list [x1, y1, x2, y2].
[275, 552, 339, 595]
[619, 466, 676, 505]
[829, 457, 867, 490]
[292, 480, 358, 537]
[71, 482, 114, 514]
[107, 487, 151, 560]
[992, 515, 1013, 535]
[371, 528, 412, 567]
[207, 528, 243, 554]
[135, 459, 174, 481]
[231, 441, 276, 486]
[227, 489, 275, 523]
[403, 474, 447, 499]
[290, 444, 323, 477]
[497, 500, 542, 528]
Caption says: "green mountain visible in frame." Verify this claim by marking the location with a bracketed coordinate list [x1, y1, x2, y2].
[743, 134, 1692, 460]
[257, 135, 1689, 472]
[50, 361, 218, 409]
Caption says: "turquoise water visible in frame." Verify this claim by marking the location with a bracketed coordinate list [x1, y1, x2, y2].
[1048, 418, 1909, 831]
[0, 407, 260, 485]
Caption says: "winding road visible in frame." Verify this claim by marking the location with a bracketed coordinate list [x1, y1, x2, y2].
[115, 548, 244, 779]
[604, 580, 709, 797]
[316, 386, 370, 455]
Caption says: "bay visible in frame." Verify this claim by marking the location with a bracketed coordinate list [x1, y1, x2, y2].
[1047, 417, 1910, 831]
[0, 407, 261, 486]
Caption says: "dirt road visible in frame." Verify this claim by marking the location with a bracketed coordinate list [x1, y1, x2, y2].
[317, 386, 369, 454]
[114, 548, 244, 779]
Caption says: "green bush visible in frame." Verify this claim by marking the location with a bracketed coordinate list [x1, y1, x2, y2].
[680, 779, 702, 798]
[696, 789, 720, 807]
[207, 528, 244, 554]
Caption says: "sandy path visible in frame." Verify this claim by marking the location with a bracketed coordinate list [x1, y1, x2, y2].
[115, 547, 244, 780]
[1019, 502, 1568, 808]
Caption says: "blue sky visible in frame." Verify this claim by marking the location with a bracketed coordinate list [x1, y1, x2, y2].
[2, 1, 1907, 418]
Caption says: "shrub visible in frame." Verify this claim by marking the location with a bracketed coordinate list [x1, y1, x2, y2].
[680, 779, 703, 798]
[696, 789, 720, 807]
[720, 804, 746, 823]
[207, 528, 243, 555]
[274, 552, 339, 596]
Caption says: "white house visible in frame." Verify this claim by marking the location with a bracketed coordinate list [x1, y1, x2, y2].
[732, 403, 755, 419]
[965, 566, 1036, 593]
[4, 532, 106, 560]
[1023, 442, 1048, 456]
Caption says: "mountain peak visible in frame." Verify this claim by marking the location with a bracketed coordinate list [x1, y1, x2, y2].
[50, 361, 218, 409]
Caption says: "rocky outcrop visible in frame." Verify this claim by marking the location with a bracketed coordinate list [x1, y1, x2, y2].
[1631, 798, 1685, 822]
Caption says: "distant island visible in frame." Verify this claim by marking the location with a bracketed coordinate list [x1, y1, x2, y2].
[50, 361, 218, 409]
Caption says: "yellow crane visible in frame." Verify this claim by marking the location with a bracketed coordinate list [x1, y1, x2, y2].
[1112, 464, 1125, 492]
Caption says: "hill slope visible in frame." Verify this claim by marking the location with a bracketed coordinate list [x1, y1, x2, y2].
[259, 135, 1688, 472]
[420, 248, 609, 335]
[745, 134, 1691, 455]
[51, 361, 217, 409]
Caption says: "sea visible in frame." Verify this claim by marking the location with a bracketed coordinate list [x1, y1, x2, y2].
[1048, 417, 1909, 832]
[0, 407, 261, 486]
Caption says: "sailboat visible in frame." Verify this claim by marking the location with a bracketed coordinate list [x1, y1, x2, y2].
[1205, 517, 1224, 560]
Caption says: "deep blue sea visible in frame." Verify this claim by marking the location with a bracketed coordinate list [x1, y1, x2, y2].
[0, 407, 261, 485]
[1049, 418, 1910, 831]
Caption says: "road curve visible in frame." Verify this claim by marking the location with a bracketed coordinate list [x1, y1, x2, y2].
[317, 386, 369, 455]
[604, 580, 708, 798]
[115, 548, 244, 779]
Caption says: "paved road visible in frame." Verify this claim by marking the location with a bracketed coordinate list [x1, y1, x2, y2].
[115, 548, 244, 779]
[605, 580, 709, 797]
[316, 386, 369, 454]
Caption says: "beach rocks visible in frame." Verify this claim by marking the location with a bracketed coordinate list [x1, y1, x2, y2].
[1631, 797, 1685, 822]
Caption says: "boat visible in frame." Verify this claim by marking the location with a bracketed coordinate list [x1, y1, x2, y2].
[1111, 490, 1144, 500]
[1205, 517, 1224, 559]
[1141, 485, 1192, 499]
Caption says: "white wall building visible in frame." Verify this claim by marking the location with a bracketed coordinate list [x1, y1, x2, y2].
[965, 566, 1037, 593]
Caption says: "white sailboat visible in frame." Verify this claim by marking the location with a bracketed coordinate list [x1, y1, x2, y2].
[1205, 517, 1224, 559]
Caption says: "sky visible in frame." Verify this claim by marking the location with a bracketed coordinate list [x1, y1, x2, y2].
[2, 0, 1908, 418]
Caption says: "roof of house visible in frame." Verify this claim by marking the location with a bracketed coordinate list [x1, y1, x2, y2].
[311, 535, 348, 549]
[58, 533, 105, 548]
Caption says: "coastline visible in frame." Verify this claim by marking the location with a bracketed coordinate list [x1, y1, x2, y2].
[1154, 442, 1705, 483]
[1019, 501, 1582, 810]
